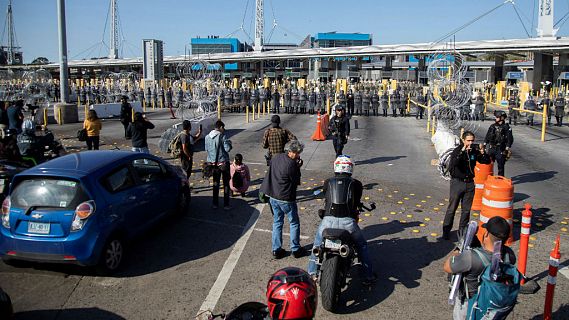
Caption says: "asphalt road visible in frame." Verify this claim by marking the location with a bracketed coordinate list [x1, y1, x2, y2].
[1, 108, 568, 319]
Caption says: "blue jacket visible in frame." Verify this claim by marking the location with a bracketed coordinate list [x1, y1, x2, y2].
[205, 130, 232, 163]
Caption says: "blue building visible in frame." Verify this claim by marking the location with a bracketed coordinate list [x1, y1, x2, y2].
[190, 37, 244, 54]
[313, 32, 372, 48]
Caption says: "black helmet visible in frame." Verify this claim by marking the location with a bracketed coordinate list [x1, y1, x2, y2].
[494, 110, 507, 119]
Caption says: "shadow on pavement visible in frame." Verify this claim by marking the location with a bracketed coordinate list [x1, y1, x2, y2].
[3, 197, 255, 278]
[512, 207, 554, 241]
[530, 304, 569, 320]
[15, 307, 126, 320]
[514, 192, 530, 204]
[331, 221, 454, 314]
[511, 171, 557, 185]
[355, 156, 406, 165]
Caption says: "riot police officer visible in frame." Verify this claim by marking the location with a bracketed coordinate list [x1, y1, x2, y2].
[554, 93, 566, 126]
[371, 90, 380, 117]
[362, 90, 371, 117]
[283, 87, 291, 114]
[316, 90, 323, 114]
[346, 90, 355, 115]
[390, 90, 398, 117]
[272, 88, 280, 114]
[507, 93, 519, 125]
[308, 89, 316, 115]
[473, 92, 485, 121]
[540, 94, 553, 126]
[291, 89, 300, 114]
[224, 88, 233, 109]
[299, 88, 307, 114]
[484, 111, 514, 177]
[416, 92, 426, 120]
[338, 90, 347, 108]
[381, 91, 389, 117]
[398, 90, 407, 117]
[328, 105, 350, 157]
[353, 90, 362, 116]
[524, 95, 537, 126]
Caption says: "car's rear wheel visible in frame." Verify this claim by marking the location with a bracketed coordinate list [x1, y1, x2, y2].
[95, 237, 124, 275]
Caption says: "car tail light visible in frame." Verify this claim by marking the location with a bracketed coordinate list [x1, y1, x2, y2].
[71, 200, 95, 232]
[1, 196, 10, 229]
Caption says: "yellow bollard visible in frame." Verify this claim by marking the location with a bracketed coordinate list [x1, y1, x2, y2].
[143, 100, 146, 113]
[84, 105, 88, 119]
[258, 102, 261, 119]
[58, 108, 62, 125]
[43, 108, 48, 128]
[132, 110, 135, 123]
[406, 93, 411, 114]
[431, 115, 436, 136]
[77, 95, 81, 107]
[160, 100, 164, 109]
[152, 100, 156, 110]
[217, 96, 221, 120]
[541, 107, 547, 142]
[246, 104, 249, 123]
[326, 98, 331, 115]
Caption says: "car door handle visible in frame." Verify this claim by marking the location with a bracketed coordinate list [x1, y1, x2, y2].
[128, 195, 136, 200]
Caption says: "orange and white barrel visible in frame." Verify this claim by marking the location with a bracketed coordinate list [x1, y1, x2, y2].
[471, 162, 494, 211]
[477, 176, 514, 245]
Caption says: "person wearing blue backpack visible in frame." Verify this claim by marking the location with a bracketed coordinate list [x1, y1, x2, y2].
[444, 216, 521, 320]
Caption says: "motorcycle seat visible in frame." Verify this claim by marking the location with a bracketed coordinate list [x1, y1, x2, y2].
[322, 228, 352, 243]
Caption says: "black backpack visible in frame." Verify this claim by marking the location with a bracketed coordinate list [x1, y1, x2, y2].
[232, 169, 244, 189]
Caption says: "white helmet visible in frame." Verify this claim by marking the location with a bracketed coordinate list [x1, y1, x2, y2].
[334, 155, 354, 175]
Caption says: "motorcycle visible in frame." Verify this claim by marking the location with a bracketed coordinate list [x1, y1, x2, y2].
[312, 201, 376, 312]
[195, 302, 269, 320]
[18, 128, 67, 167]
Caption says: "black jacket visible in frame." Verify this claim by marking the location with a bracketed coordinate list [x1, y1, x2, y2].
[120, 102, 133, 123]
[484, 122, 513, 150]
[126, 120, 155, 148]
[323, 174, 363, 219]
[260, 153, 301, 202]
[329, 115, 350, 137]
[448, 145, 491, 181]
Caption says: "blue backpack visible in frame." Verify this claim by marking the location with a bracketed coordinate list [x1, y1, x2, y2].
[466, 248, 521, 320]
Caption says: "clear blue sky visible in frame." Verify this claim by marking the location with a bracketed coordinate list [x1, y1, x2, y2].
[3, 0, 569, 63]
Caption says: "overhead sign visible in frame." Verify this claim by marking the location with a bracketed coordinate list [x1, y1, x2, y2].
[506, 72, 524, 80]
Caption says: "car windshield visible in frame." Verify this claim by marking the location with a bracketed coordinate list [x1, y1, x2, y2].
[11, 178, 87, 210]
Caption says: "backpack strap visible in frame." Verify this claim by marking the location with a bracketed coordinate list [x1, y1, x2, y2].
[472, 248, 491, 267]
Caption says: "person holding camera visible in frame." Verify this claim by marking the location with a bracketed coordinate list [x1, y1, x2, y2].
[260, 140, 305, 259]
[205, 120, 233, 210]
[442, 131, 491, 240]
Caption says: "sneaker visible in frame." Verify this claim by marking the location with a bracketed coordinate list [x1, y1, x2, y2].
[272, 248, 286, 259]
[223, 205, 233, 211]
[292, 247, 307, 258]
[362, 274, 378, 286]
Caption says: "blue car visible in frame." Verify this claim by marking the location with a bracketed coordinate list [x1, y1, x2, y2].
[0, 151, 190, 274]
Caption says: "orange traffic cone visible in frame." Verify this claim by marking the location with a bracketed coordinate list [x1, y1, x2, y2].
[311, 111, 326, 141]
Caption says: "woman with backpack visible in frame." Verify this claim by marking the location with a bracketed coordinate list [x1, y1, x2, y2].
[83, 110, 102, 150]
[230, 153, 250, 197]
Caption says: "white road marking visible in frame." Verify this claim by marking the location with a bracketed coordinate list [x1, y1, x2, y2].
[197, 203, 265, 315]
[559, 264, 569, 280]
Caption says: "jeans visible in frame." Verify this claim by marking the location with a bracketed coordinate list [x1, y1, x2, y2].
[269, 197, 300, 252]
[443, 179, 475, 236]
[213, 163, 230, 207]
[132, 147, 149, 153]
[307, 216, 374, 279]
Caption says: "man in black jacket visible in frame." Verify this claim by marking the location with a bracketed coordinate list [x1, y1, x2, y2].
[328, 105, 350, 157]
[442, 131, 491, 240]
[484, 111, 513, 177]
[260, 140, 305, 259]
[120, 96, 133, 138]
[126, 112, 155, 153]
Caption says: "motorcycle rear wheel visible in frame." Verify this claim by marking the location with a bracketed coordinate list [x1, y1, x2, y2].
[320, 255, 341, 312]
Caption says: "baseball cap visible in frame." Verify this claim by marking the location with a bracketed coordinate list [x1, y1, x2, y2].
[482, 216, 510, 240]
[335, 104, 344, 110]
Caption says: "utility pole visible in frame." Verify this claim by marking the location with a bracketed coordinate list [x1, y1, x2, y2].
[109, 0, 119, 58]
[254, 0, 264, 51]
[57, 0, 69, 102]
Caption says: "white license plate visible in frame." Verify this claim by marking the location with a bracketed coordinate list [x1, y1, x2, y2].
[28, 222, 50, 234]
[324, 239, 342, 250]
